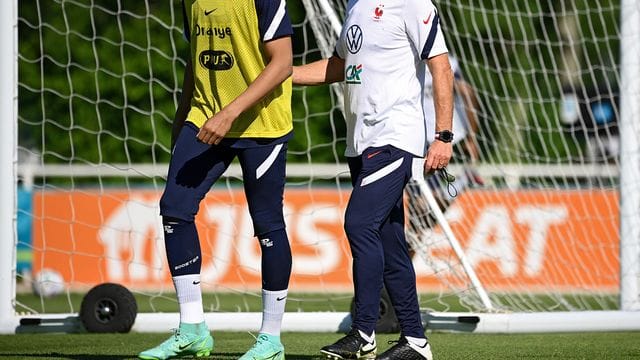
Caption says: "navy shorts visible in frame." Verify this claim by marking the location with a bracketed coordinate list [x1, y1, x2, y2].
[160, 122, 287, 236]
[345, 145, 425, 337]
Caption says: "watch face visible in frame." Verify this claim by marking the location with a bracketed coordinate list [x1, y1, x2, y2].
[437, 130, 454, 142]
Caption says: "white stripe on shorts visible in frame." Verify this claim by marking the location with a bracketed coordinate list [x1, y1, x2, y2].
[360, 158, 404, 187]
[256, 143, 283, 179]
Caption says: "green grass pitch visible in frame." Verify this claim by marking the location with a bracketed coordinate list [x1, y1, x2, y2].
[8, 292, 639, 359]
[1, 331, 639, 359]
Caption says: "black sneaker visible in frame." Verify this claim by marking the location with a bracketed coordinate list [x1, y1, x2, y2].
[320, 328, 377, 359]
[376, 337, 432, 360]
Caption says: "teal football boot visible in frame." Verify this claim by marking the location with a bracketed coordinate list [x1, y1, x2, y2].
[138, 322, 213, 359]
[239, 333, 285, 360]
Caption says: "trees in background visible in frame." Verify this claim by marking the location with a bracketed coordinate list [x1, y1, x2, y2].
[17, 1, 620, 166]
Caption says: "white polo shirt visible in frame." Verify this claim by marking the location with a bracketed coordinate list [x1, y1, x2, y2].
[336, 0, 449, 157]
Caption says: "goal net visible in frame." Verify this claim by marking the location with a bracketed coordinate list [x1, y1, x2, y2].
[1, 0, 640, 334]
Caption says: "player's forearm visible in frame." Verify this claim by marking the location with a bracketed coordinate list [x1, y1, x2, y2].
[458, 82, 481, 161]
[223, 39, 293, 119]
[224, 60, 292, 118]
[429, 55, 454, 132]
[292, 56, 345, 85]
[457, 81, 480, 133]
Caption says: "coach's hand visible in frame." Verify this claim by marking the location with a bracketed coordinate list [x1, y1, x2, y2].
[425, 140, 453, 175]
[197, 108, 237, 145]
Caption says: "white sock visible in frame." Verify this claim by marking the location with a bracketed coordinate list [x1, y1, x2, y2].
[173, 274, 204, 324]
[406, 336, 432, 360]
[358, 329, 376, 344]
[259, 289, 287, 336]
[406, 336, 428, 347]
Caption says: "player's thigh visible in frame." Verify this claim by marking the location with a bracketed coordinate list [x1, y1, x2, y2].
[160, 123, 236, 220]
[237, 142, 288, 234]
[346, 146, 414, 231]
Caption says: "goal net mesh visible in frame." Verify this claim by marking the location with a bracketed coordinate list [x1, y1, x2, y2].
[12, 0, 632, 324]
[302, 0, 628, 314]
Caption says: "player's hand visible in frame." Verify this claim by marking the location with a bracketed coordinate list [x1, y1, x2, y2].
[197, 108, 236, 145]
[425, 140, 453, 174]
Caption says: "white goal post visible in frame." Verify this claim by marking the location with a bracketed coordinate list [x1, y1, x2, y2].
[0, 0, 18, 335]
[618, 0, 640, 312]
[2, 0, 640, 335]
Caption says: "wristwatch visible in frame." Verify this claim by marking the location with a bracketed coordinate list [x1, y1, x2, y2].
[435, 130, 454, 143]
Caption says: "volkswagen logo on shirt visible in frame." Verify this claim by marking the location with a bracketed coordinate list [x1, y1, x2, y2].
[346, 25, 363, 54]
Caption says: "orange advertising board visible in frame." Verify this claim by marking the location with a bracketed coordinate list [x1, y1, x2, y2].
[32, 189, 619, 292]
